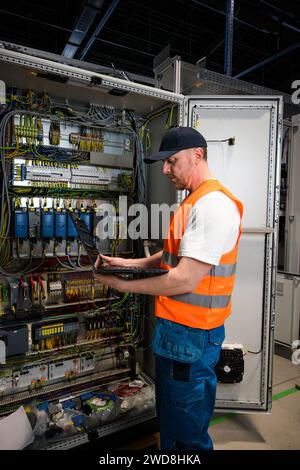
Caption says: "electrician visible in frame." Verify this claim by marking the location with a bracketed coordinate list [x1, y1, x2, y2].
[94, 126, 243, 450]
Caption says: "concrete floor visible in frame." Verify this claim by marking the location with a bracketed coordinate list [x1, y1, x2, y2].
[211, 354, 300, 450]
[120, 353, 300, 451]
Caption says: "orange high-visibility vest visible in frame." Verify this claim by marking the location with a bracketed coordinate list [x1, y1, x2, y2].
[155, 179, 243, 329]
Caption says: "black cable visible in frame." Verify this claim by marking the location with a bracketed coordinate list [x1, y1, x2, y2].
[207, 138, 234, 143]
[247, 349, 263, 355]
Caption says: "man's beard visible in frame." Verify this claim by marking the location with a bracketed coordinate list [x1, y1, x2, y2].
[173, 181, 185, 189]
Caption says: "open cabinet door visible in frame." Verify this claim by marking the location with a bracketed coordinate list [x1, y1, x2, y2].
[185, 96, 283, 412]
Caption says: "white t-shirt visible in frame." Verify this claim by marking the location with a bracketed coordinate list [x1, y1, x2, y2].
[178, 190, 241, 266]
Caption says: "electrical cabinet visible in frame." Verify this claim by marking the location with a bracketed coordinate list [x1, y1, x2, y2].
[0, 43, 281, 449]
[275, 272, 300, 347]
[0, 43, 183, 450]
[282, 114, 300, 275]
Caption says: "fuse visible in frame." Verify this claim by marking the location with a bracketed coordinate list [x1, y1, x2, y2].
[14, 210, 29, 239]
[28, 209, 41, 238]
[41, 210, 54, 238]
[55, 210, 67, 238]
[67, 210, 79, 238]
[80, 211, 93, 233]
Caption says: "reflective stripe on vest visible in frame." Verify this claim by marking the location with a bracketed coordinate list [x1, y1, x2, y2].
[170, 292, 231, 308]
[162, 250, 236, 277]
[211, 263, 236, 277]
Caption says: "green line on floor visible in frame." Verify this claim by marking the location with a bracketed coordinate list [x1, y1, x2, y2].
[209, 386, 300, 427]
[272, 387, 299, 401]
[210, 413, 236, 426]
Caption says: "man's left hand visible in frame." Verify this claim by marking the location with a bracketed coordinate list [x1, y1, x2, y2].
[94, 273, 126, 292]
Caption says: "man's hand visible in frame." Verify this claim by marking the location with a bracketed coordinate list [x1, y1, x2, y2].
[94, 272, 126, 292]
[95, 254, 128, 271]
[94, 256, 212, 297]
[94, 255, 130, 292]
[95, 250, 163, 272]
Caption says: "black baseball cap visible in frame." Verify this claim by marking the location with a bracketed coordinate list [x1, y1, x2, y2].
[144, 126, 207, 164]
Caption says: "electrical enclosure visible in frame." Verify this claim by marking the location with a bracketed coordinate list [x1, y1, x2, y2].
[0, 43, 281, 449]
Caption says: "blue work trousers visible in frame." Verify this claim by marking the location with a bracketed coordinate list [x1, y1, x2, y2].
[152, 318, 225, 450]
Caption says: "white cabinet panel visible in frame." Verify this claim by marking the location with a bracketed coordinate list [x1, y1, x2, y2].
[186, 96, 282, 411]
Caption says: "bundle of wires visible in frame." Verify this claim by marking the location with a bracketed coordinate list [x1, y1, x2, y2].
[0, 110, 50, 274]
[86, 104, 117, 125]
[125, 110, 146, 205]
[6, 89, 52, 113]
[52, 102, 118, 128]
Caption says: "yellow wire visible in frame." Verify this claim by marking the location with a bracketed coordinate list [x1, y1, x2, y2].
[140, 106, 175, 151]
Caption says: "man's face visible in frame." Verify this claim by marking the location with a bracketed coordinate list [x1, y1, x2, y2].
[162, 149, 197, 190]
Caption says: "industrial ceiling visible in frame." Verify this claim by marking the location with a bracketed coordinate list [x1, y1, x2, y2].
[0, 0, 300, 94]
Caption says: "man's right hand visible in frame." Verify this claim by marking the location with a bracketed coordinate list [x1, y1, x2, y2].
[97, 254, 128, 268]
[95, 249, 163, 271]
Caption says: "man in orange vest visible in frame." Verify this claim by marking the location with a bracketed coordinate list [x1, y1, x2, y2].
[95, 127, 243, 450]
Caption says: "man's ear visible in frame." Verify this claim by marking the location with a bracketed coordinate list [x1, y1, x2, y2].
[194, 147, 204, 163]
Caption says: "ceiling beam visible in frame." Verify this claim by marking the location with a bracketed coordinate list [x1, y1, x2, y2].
[62, 0, 105, 58]
[78, 0, 120, 60]
[234, 42, 300, 79]
[224, 0, 235, 76]
[190, 0, 275, 34]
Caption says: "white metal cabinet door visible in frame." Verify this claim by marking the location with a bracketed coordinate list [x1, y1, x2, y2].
[286, 114, 300, 275]
[185, 96, 282, 412]
[275, 272, 300, 346]
[275, 273, 294, 346]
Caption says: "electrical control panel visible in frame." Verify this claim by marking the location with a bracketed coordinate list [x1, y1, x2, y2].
[10, 158, 132, 190]
[9, 196, 133, 259]
[0, 44, 182, 448]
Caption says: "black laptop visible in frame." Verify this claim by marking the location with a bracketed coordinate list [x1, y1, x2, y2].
[68, 211, 168, 277]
